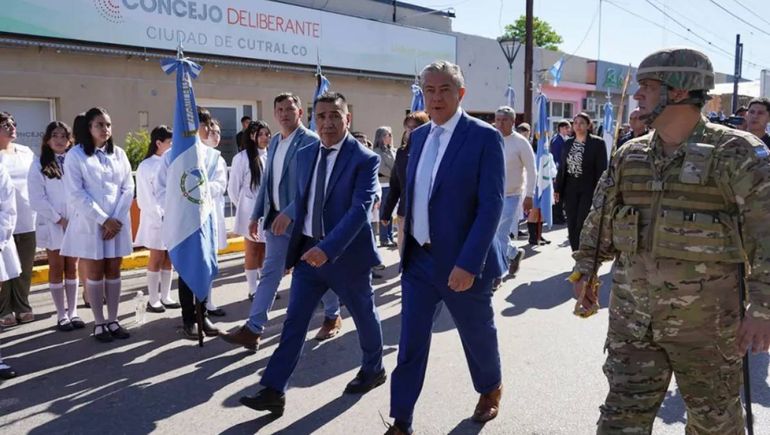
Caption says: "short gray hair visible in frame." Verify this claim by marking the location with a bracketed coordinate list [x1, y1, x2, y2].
[419, 60, 465, 89]
[495, 106, 515, 119]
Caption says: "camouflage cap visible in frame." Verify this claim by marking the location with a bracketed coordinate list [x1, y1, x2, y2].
[636, 47, 714, 91]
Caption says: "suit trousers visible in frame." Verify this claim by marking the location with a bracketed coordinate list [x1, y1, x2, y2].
[495, 194, 522, 266]
[390, 241, 502, 425]
[178, 276, 207, 325]
[565, 190, 593, 251]
[246, 229, 340, 335]
[260, 244, 384, 393]
[0, 232, 35, 316]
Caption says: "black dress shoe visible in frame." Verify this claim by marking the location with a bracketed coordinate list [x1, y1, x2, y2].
[0, 365, 17, 380]
[146, 303, 166, 313]
[93, 324, 113, 342]
[57, 318, 74, 332]
[344, 369, 387, 394]
[70, 317, 86, 329]
[202, 317, 220, 337]
[107, 321, 130, 340]
[207, 307, 226, 317]
[161, 301, 181, 309]
[239, 387, 285, 416]
[180, 323, 199, 340]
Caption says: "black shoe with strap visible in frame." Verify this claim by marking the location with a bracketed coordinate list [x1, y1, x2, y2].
[107, 321, 130, 340]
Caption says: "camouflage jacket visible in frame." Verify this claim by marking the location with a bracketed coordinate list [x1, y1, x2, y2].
[573, 116, 770, 321]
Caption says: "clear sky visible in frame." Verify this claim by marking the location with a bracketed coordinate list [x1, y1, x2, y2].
[406, 0, 770, 80]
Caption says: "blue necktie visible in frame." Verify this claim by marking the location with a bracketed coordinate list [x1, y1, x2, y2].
[312, 147, 336, 239]
[56, 155, 65, 170]
[412, 126, 443, 245]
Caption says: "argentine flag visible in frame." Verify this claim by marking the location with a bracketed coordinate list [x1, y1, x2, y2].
[309, 71, 331, 131]
[534, 93, 557, 228]
[159, 55, 218, 301]
[411, 81, 425, 112]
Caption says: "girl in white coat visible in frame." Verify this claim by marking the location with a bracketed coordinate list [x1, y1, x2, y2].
[0, 111, 36, 327]
[0, 164, 21, 379]
[28, 121, 84, 331]
[227, 120, 268, 300]
[201, 120, 228, 316]
[134, 125, 179, 313]
[61, 107, 134, 343]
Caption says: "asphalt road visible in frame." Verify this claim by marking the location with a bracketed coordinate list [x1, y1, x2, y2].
[0, 226, 768, 434]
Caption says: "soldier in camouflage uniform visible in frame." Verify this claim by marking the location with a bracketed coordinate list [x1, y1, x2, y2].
[570, 47, 770, 434]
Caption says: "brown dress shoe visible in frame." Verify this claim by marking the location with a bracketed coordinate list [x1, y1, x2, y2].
[472, 384, 502, 423]
[314, 315, 342, 341]
[221, 325, 260, 351]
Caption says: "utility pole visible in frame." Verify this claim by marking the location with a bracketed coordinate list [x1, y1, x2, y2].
[524, 0, 534, 124]
[732, 34, 743, 114]
[393, 0, 397, 22]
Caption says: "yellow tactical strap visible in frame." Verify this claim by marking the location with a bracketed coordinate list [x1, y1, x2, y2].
[665, 182, 723, 196]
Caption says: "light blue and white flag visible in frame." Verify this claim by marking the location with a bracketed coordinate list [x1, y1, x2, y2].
[309, 68, 331, 131]
[160, 54, 218, 301]
[505, 85, 515, 109]
[602, 100, 614, 159]
[411, 81, 425, 112]
[534, 93, 557, 228]
[549, 56, 565, 87]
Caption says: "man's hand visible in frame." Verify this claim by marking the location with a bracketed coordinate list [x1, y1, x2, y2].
[572, 277, 597, 311]
[271, 212, 292, 236]
[523, 196, 534, 213]
[301, 247, 328, 268]
[248, 219, 260, 240]
[380, 219, 390, 227]
[448, 266, 475, 292]
[737, 316, 770, 354]
[554, 192, 560, 203]
[57, 217, 68, 230]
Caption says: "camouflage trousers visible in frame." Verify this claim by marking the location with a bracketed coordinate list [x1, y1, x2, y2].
[597, 253, 745, 435]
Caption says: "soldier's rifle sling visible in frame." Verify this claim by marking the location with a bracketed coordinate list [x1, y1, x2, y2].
[737, 219, 754, 435]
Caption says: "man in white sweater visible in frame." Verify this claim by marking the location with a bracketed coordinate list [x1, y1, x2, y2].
[493, 106, 536, 287]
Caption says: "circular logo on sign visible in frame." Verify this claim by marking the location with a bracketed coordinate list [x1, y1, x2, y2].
[93, 0, 124, 24]
[179, 168, 208, 205]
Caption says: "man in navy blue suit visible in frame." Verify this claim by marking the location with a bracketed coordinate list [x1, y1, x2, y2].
[240, 92, 386, 416]
[385, 61, 506, 435]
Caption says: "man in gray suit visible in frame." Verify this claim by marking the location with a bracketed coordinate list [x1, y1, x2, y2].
[222, 93, 341, 350]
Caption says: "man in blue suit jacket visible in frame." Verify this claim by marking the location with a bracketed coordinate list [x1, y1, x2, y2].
[222, 93, 340, 350]
[240, 92, 386, 416]
[386, 61, 506, 435]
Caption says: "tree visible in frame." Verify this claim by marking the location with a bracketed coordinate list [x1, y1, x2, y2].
[503, 16, 563, 51]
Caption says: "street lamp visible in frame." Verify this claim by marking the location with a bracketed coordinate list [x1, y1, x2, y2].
[498, 35, 521, 108]
[497, 35, 521, 71]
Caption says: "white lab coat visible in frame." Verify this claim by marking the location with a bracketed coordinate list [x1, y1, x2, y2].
[60, 144, 135, 260]
[212, 155, 228, 250]
[227, 149, 266, 241]
[134, 154, 165, 250]
[0, 164, 21, 281]
[27, 157, 69, 250]
[0, 143, 36, 234]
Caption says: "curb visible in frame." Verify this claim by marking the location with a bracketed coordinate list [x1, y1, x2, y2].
[31, 237, 246, 285]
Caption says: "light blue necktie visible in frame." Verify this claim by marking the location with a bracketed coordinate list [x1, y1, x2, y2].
[412, 126, 443, 245]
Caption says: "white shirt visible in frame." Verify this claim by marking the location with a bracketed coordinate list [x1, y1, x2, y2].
[271, 127, 298, 211]
[0, 144, 36, 234]
[415, 107, 463, 188]
[136, 154, 164, 220]
[503, 131, 537, 197]
[302, 137, 344, 238]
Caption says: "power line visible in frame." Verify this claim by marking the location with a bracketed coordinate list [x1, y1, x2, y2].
[604, 0, 770, 70]
[709, 0, 770, 38]
[644, 0, 734, 57]
[732, 0, 770, 28]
